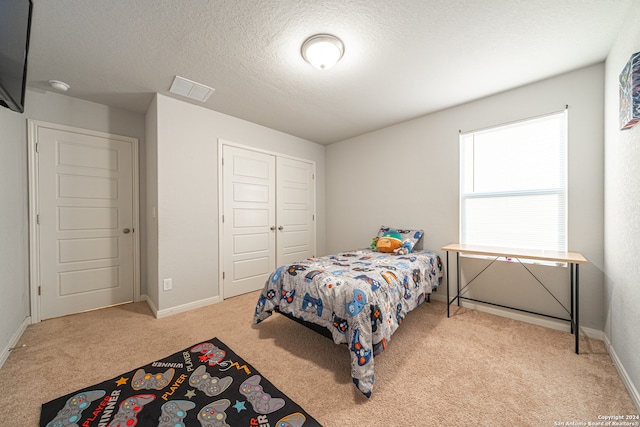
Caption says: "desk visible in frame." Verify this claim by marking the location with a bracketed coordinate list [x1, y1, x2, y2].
[441, 244, 588, 354]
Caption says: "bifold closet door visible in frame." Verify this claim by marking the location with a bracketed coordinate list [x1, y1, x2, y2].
[222, 146, 276, 298]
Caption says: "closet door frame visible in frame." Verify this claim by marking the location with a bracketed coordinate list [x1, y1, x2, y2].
[217, 139, 316, 300]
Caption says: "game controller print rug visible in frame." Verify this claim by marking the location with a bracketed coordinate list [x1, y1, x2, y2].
[40, 337, 322, 427]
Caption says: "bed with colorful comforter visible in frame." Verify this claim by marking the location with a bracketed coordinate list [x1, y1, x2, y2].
[253, 248, 444, 397]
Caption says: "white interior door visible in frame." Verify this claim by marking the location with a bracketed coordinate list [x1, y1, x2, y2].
[36, 125, 135, 320]
[222, 145, 276, 298]
[276, 157, 316, 264]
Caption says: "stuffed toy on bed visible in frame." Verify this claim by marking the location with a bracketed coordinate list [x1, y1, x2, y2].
[376, 229, 403, 253]
[393, 239, 414, 255]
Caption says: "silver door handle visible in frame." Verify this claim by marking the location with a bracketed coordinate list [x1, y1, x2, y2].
[123, 228, 131, 234]
[278, 226, 284, 231]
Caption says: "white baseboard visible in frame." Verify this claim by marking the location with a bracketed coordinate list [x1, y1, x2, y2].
[141, 295, 222, 319]
[0, 316, 31, 369]
[603, 334, 640, 412]
[430, 293, 602, 339]
[140, 294, 159, 317]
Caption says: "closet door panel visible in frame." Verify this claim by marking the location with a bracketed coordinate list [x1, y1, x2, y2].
[221, 144, 316, 299]
[277, 157, 316, 265]
[222, 146, 276, 298]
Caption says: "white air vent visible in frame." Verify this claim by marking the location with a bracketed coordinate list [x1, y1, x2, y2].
[169, 75, 215, 102]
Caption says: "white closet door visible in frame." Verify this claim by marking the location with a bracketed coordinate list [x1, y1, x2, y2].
[222, 146, 276, 298]
[276, 157, 315, 265]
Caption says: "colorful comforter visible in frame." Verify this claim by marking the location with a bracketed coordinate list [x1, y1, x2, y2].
[253, 249, 444, 397]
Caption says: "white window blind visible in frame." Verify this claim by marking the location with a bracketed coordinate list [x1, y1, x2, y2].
[459, 110, 568, 252]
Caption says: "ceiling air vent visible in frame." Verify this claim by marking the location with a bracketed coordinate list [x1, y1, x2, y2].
[169, 75, 214, 102]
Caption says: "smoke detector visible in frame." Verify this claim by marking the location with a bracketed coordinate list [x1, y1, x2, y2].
[49, 80, 70, 92]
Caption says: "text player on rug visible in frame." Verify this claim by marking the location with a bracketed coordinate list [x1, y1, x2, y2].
[40, 337, 321, 427]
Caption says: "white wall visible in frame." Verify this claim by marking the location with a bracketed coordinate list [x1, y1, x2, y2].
[327, 64, 605, 331]
[147, 94, 325, 313]
[604, 7, 640, 407]
[0, 89, 145, 362]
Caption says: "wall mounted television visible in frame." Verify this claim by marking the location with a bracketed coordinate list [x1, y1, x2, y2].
[0, 0, 33, 114]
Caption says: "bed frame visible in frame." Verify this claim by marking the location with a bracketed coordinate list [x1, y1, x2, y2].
[275, 294, 432, 342]
[275, 307, 333, 340]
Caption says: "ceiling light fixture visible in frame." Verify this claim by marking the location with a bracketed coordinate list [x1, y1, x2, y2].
[301, 34, 344, 70]
[49, 80, 70, 92]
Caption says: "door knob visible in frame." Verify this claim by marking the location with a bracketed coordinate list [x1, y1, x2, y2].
[270, 226, 276, 231]
[278, 226, 284, 231]
[123, 228, 131, 234]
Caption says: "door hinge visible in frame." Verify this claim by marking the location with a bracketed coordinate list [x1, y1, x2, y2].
[35, 143, 40, 153]
[222, 215, 224, 223]
[38, 286, 41, 296]
[36, 214, 40, 224]
[223, 272, 225, 279]
[312, 214, 315, 221]
[222, 157, 224, 166]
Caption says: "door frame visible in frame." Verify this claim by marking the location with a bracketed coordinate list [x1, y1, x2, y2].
[27, 120, 141, 323]
[217, 139, 316, 300]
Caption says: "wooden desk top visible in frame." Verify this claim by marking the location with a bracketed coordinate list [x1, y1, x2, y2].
[441, 243, 588, 264]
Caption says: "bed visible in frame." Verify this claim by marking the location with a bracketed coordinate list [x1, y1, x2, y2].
[253, 227, 444, 397]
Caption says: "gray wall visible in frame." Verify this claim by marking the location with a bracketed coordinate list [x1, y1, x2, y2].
[145, 95, 159, 307]
[0, 89, 145, 359]
[145, 94, 326, 314]
[0, 99, 30, 361]
[327, 64, 605, 331]
[604, 6, 640, 408]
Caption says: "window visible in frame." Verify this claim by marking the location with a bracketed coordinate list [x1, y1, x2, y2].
[459, 110, 567, 252]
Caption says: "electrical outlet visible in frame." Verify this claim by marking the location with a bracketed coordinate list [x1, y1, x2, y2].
[163, 278, 172, 291]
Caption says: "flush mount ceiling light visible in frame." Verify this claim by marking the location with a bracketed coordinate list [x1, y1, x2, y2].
[301, 34, 344, 70]
[49, 80, 70, 92]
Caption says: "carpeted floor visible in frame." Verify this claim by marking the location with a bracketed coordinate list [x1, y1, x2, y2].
[0, 290, 637, 426]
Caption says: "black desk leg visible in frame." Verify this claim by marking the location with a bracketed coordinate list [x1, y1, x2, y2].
[575, 264, 580, 354]
[570, 264, 574, 334]
[456, 252, 461, 307]
[446, 251, 450, 318]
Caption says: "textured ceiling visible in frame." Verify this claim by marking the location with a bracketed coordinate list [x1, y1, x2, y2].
[27, 0, 632, 145]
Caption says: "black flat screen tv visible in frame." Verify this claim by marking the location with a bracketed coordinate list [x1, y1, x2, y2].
[0, 0, 33, 114]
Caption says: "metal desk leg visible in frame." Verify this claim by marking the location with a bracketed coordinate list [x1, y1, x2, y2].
[570, 264, 574, 334]
[575, 264, 580, 354]
[456, 252, 461, 307]
[446, 251, 450, 318]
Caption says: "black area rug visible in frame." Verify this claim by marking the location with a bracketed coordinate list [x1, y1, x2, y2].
[40, 337, 321, 427]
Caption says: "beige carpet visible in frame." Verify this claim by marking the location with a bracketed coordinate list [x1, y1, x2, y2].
[0, 290, 637, 426]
